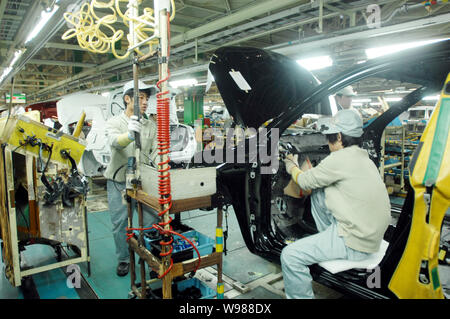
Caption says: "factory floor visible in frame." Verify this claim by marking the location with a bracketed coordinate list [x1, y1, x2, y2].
[1, 183, 449, 299]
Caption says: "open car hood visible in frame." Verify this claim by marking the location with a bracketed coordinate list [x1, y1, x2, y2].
[209, 40, 450, 133]
[208, 46, 329, 129]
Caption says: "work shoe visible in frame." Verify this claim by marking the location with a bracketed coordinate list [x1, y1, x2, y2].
[116, 262, 130, 277]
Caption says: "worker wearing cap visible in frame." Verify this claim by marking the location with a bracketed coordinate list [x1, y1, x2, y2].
[335, 85, 356, 110]
[280, 109, 391, 299]
[104, 80, 159, 276]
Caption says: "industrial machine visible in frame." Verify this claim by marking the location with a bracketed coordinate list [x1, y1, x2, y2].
[404, 105, 435, 133]
[55, 89, 196, 176]
[0, 112, 90, 287]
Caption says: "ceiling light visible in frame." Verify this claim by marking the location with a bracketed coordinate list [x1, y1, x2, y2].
[385, 97, 402, 102]
[0, 67, 13, 85]
[352, 98, 372, 103]
[422, 95, 440, 101]
[10, 49, 24, 67]
[365, 39, 447, 59]
[25, 5, 59, 44]
[296, 55, 333, 71]
[169, 78, 198, 88]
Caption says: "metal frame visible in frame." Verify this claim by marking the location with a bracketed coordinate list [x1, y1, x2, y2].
[127, 190, 224, 299]
[0, 145, 90, 288]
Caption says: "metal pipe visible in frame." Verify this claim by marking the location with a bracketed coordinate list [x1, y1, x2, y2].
[383, 0, 447, 24]
[384, 162, 402, 170]
[318, 0, 323, 34]
[158, 8, 173, 299]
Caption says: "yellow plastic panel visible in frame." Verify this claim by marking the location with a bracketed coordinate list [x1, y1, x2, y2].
[0, 115, 86, 166]
[388, 73, 450, 299]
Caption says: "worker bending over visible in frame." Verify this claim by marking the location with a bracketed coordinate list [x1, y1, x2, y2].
[104, 80, 159, 277]
[281, 109, 391, 298]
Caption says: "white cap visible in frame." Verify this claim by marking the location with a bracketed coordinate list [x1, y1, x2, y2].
[336, 85, 356, 97]
[316, 109, 363, 137]
[122, 80, 156, 98]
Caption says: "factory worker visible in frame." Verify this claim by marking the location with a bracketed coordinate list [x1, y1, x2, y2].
[104, 80, 159, 277]
[335, 85, 356, 110]
[281, 109, 391, 298]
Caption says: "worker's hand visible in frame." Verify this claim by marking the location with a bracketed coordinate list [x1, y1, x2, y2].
[284, 154, 299, 174]
[127, 115, 142, 141]
[128, 115, 142, 133]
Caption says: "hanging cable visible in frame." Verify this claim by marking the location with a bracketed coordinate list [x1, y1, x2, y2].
[62, 0, 176, 59]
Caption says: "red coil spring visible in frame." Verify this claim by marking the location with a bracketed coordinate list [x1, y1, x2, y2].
[155, 12, 174, 278]
[126, 13, 201, 280]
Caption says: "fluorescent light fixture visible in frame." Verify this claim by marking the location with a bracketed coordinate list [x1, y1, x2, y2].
[385, 97, 402, 102]
[296, 55, 333, 71]
[370, 102, 382, 106]
[25, 5, 59, 44]
[352, 98, 372, 103]
[422, 95, 439, 101]
[0, 49, 25, 84]
[352, 102, 363, 107]
[169, 78, 198, 88]
[10, 49, 24, 67]
[365, 39, 447, 59]
[357, 60, 367, 64]
[0, 67, 13, 85]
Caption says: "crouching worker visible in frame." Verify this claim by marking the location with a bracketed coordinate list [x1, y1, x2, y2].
[280, 109, 391, 298]
[104, 80, 159, 276]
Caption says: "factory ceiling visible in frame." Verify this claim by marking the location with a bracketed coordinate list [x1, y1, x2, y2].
[0, 0, 449, 108]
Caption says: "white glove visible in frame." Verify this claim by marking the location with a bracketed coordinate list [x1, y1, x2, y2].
[284, 154, 299, 175]
[128, 115, 142, 132]
[128, 115, 142, 140]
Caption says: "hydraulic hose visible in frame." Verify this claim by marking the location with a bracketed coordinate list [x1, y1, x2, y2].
[62, 0, 176, 59]
[155, 12, 174, 278]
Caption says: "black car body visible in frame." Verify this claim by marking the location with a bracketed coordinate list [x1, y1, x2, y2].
[197, 39, 450, 298]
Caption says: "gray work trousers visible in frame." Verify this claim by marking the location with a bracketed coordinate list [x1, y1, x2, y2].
[106, 180, 159, 263]
[280, 189, 369, 299]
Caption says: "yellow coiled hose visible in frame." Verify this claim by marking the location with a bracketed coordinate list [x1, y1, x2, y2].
[62, 0, 175, 59]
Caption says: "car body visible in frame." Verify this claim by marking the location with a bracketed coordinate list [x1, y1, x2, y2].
[198, 39, 450, 298]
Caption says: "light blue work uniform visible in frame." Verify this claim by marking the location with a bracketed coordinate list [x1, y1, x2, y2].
[280, 189, 369, 299]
